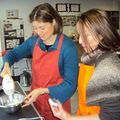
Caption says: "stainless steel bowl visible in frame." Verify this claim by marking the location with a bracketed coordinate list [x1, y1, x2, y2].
[0, 93, 25, 114]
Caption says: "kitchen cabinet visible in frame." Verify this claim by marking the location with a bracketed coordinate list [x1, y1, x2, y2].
[3, 19, 24, 50]
[106, 11, 119, 29]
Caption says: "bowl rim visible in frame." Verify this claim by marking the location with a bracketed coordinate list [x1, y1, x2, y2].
[0, 93, 25, 108]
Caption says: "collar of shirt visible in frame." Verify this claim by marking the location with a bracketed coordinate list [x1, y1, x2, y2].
[38, 33, 61, 52]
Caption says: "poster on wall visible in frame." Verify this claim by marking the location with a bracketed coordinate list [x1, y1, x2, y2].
[61, 16, 76, 26]
[69, 4, 80, 12]
[6, 9, 18, 19]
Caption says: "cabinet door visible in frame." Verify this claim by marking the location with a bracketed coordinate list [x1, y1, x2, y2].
[106, 11, 119, 29]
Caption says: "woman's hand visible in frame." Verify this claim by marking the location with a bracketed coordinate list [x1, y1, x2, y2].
[49, 101, 71, 120]
[0, 62, 12, 78]
[50, 101, 100, 120]
[22, 88, 49, 107]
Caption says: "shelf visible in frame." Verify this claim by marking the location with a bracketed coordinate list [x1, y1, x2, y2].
[4, 36, 24, 39]
[3, 19, 24, 50]
[4, 29, 16, 32]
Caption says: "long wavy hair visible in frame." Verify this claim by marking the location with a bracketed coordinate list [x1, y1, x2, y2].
[77, 8, 120, 52]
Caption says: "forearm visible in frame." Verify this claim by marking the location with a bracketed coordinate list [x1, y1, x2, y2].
[3, 37, 35, 66]
[3, 50, 17, 66]
[69, 115, 99, 120]
[3, 48, 26, 66]
[48, 66, 78, 103]
[38, 88, 49, 95]
[69, 117, 80, 120]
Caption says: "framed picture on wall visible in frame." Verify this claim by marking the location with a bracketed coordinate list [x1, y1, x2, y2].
[6, 9, 18, 19]
[69, 4, 80, 12]
[61, 16, 76, 26]
[56, 3, 68, 12]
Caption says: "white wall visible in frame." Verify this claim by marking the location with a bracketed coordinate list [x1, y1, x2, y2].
[0, 0, 119, 51]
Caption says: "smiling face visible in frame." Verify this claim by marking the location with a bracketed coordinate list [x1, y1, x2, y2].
[76, 22, 101, 53]
[32, 20, 55, 41]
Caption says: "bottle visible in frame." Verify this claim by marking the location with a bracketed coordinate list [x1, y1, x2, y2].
[2, 74, 15, 95]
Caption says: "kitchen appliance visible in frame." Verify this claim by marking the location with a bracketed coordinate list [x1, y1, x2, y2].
[20, 71, 31, 87]
[2, 74, 15, 96]
[0, 81, 41, 120]
[2, 74, 15, 104]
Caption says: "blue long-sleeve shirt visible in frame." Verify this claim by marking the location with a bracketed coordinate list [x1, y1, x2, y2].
[3, 33, 79, 103]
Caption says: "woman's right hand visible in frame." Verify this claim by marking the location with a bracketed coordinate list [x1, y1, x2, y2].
[49, 101, 71, 120]
[0, 62, 12, 78]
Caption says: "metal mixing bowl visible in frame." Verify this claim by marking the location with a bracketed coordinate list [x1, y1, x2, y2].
[0, 92, 25, 114]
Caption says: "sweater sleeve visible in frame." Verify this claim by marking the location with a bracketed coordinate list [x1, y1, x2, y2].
[48, 40, 79, 103]
[3, 36, 37, 66]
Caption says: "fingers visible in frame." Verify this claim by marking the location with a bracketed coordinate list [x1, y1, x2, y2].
[49, 101, 63, 119]
[22, 96, 32, 108]
[0, 71, 7, 78]
[0, 71, 11, 78]
[0, 63, 12, 78]
[21, 102, 29, 108]
[22, 92, 36, 107]
[24, 92, 32, 99]
[22, 89, 43, 108]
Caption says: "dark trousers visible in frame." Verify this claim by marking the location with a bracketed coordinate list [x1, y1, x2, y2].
[99, 98, 120, 120]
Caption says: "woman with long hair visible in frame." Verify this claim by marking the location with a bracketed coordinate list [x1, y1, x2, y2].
[50, 8, 120, 120]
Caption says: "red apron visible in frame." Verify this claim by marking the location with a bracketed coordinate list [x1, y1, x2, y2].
[32, 34, 70, 120]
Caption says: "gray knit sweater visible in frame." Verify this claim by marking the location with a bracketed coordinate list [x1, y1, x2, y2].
[86, 52, 120, 106]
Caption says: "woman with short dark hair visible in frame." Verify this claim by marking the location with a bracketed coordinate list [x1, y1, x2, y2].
[1, 3, 78, 120]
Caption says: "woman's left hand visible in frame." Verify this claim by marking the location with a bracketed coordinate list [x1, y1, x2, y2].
[22, 88, 49, 107]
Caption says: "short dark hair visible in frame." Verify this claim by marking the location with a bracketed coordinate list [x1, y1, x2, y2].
[29, 3, 63, 34]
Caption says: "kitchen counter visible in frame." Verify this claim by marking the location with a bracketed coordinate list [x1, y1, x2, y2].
[0, 82, 42, 120]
